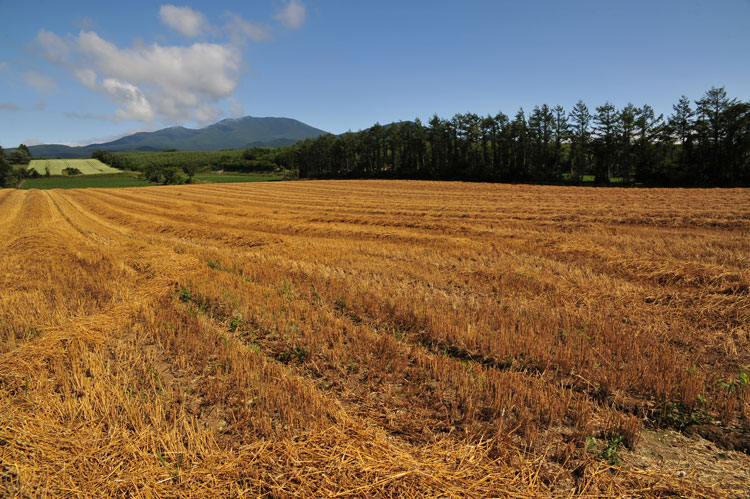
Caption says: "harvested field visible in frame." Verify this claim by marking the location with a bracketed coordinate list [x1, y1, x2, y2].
[1, 180, 749, 497]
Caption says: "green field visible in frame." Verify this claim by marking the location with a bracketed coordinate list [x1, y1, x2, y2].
[194, 173, 284, 183]
[20, 174, 151, 190]
[19, 172, 283, 190]
[28, 159, 121, 175]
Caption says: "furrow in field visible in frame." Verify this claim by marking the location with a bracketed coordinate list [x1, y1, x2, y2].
[4, 190, 545, 497]
[75, 186, 748, 384]
[128, 184, 748, 418]
[76, 188, 453, 249]
[171, 258, 590, 447]
[66, 188, 592, 446]
[0, 190, 27, 242]
[45, 190, 114, 245]
[70, 190, 283, 250]
[2, 182, 749, 497]
[106, 188, 740, 382]
[49, 190, 135, 242]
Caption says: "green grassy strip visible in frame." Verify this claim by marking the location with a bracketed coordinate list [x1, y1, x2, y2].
[20, 174, 151, 190]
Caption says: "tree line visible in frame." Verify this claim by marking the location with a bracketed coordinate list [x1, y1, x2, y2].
[4, 86, 748, 188]
[92, 148, 287, 184]
[284, 87, 750, 186]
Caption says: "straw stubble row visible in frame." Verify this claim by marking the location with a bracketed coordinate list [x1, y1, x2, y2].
[1, 181, 748, 497]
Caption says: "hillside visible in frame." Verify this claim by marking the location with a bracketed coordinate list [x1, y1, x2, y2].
[26, 116, 327, 158]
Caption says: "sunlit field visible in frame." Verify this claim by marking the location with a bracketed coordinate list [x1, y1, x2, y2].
[1, 180, 748, 497]
[27, 158, 121, 175]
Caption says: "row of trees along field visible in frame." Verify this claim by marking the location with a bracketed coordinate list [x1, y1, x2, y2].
[285, 87, 750, 186]
[94, 148, 288, 184]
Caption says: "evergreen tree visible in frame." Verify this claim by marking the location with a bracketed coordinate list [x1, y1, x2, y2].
[593, 102, 618, 183]
[634, 105, 664, 182]
[667, 96, 694, 181]
[568, 100, 592, 180]
[494, 111, 511, 179]
[552, 105, 568, 178]
[510, 108, 528, 179]
[616, 103, 638, 181]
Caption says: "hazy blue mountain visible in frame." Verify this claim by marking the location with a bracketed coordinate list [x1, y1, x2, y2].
[26, 116, 327, 158]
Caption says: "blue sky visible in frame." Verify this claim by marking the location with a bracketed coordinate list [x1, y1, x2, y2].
[1, 0, 749, 147]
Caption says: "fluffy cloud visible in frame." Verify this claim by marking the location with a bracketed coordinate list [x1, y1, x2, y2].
[74, 68, 97, 89]
[274, 0, 306, 30]
[32, 5, 279, 125]
[25, 71, 58, 95]
[34, 28, 240, 123]
[77, 31, 239, 98]
[101, 78, 156, 122]
[160, 5, 207, 37]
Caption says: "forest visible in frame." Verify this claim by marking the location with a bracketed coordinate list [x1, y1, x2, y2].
[286, 87, 750, 186]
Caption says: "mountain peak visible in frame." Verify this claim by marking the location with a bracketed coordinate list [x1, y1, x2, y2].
[27, 117, 328, 158]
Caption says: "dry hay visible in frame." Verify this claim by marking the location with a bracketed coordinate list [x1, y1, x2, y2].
[1, 181, 749, 497]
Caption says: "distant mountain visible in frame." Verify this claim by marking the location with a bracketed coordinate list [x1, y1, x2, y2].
[26, 116, 328, 158]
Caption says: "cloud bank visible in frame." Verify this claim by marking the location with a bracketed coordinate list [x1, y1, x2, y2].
[32, 3, 306, 125]
[160, 5, 207, 37]
[35, 28, 240, 123]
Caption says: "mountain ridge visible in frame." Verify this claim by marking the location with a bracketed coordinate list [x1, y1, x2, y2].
[26, 116, 328, 158]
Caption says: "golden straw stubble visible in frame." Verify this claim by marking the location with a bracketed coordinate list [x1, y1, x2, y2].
[0, 180, 748, 497]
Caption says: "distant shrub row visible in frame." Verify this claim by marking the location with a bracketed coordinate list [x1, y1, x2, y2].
[92, 148, 291, 185]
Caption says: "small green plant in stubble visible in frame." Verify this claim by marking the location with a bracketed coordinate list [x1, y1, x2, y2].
[178, 289, 192, 302]
[279, 343, 308, 364]
[717, 366, 749, 393]
[156, 450, 183, 484]
[586, 435, 625, 466]
[206, 259, 223, 271]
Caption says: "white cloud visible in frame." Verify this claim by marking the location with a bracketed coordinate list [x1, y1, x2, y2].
[74, 68, 97, 89]
[35, 28, 241, 124]
[160, 5, 207, 37]
[77, 31, 239, 98]
[21, 138, 44, 146]
[274, 0, 306, 29]
[32, 5, 280, 126]
[0, 102, 21, 111]
[226, 14, 272, 43]
[101, 78, 156, 122]
[25, 71, 58, 95]
[34, 29, 70, 63]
